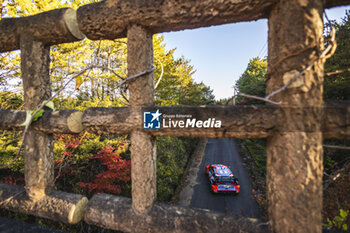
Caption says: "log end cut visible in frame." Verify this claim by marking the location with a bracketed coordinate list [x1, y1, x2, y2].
[68, 196, 88, 224]
[63, 8, 86, 41]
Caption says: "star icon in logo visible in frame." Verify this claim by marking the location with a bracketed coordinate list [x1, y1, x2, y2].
[150, 109, 162, 122]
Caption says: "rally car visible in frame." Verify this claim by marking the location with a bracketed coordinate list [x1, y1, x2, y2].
[205, 164, 240, 194]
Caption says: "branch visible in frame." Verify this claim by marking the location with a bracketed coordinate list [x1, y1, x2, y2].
[154, 57, 164, 89]
[119, 66, 155, 86]
[0, 65, 156, 169]
[323, 144, 350, 150]
[0, 66, 95, 169]
[236, 93, 281, 105]
[325, 68, 350, 76]
[265, 30, 335, 101]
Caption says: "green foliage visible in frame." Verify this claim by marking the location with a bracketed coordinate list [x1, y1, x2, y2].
[243, 139, 266, 177]
[235, 57, 267, 104]
[0, 1, 211, 232]
[324, 10, 350, 101]
[156, 137, 197, 202]
[323, 209, 349, 231]
[0, 92, 23, 109]
[154, 36, 215, 106]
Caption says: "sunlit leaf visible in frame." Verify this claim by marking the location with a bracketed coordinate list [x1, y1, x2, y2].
[343, 224, 348, 231]
[75, 76, 83, 91]
[45, 101, 56, 111]
[340, 209, 348, 219]
[32, 109, 45, 122]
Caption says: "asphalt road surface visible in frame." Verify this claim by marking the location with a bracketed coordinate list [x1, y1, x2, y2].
[190, 138, 260, 218]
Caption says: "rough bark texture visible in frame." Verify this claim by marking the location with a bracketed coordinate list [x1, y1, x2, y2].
[84, 194, 270, 233]
[0, 183, 88, 224]
[83, 107, 139, 135]
[21, 35, 54, 201]
[1, 104, 349, 138]
[76, 0, 350, 40]
[0, 8, 85, 52]
[267, 1, 324, 233]
[77, 0, 277, 40]
[0, 110, 84, 134]
[324, 0, 350, 8]
[128, 25, 156, 214]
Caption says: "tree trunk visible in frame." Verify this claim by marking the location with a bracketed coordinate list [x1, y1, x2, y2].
[128, 25, 157, 214]
[267, 1, 324, 232]
[20, 34, 54, 201]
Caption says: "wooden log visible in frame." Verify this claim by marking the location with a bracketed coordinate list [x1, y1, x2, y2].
[0, 183, 88, 224]
[77, 0, 278, 40]
[84, 194, 269, 233]
[325, 0, 350, 8]
[77, 0, 350, 40]
[0, 109, 84, 134]
[266, 1, 324, 232]
[81, 105, 277, 138]
[82, 107, 138, 135]
[0, 8, 85, 52]
[128, 25, 157, 214]
[1, 104, 349, 139]
[21, 35, 54, 200]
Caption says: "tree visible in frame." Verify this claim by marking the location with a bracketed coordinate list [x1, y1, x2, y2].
[154, 36, 215, 106]
[324, 10, 350, 101]
[235, 57, 267, 104]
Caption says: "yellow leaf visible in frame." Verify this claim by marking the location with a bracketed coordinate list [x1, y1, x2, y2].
[75, 76, 83, 91]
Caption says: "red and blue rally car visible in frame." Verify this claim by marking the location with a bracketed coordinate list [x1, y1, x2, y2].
[205, 164, 240, 194]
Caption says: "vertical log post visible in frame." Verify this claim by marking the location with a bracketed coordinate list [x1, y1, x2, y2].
[20, 34, 54, 200]
[127, 25, 157, 214]
[267, 1, 324, 233]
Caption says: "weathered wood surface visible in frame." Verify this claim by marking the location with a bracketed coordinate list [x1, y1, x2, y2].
[0, 8, 85, 52]
[0, 183, 88, 224]
[21, 35, 54, 200]
[267, 0, 324, 232]
[77, 0, 277, 40]
[84, 194, 270, 233]
[128, 25, 157, 214]
[325, 0, 350, 8]
[0, 0, 348, 50]
[1, 104, 349, 139]
[0, 109, 84, 134]
[77, 0, 350, 40]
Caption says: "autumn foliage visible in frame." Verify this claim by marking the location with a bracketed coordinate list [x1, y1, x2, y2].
[77, 144, 130, 195]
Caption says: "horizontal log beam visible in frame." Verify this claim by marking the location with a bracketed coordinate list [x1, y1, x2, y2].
[84, 194, 269, 233]
[1, 104, 349, 139]
[0, 0, 348, 50]
[325, 0, 350, 8]
[77, 0, 277, 40]
[0, 8, 85, 52]
[0, 183, 88, 224]
[0, 109, 84, 134]
[77, 0, 350, 40]
[83, 105, 276, 138]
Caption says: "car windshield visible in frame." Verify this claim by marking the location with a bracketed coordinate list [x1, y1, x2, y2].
[217, 176, 234, 184]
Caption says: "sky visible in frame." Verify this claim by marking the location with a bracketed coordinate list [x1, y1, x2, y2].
[161, 6, 350, 100]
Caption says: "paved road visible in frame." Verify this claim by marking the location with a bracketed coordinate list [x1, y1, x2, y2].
[190, 138, 260, 218]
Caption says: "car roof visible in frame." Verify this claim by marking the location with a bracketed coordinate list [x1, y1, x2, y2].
[211, 164, 233, 177]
